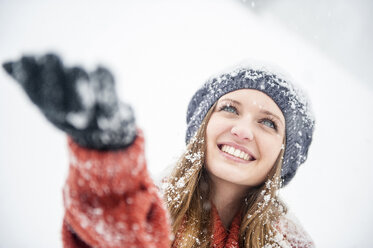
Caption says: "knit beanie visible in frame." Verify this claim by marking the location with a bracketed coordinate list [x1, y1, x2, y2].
[185, 66, 315, 187]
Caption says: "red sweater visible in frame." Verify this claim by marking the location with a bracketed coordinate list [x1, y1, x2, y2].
[61, 130, 314, 248]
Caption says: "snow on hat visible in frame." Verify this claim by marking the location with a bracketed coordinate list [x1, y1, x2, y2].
[185, 67, 315, 187]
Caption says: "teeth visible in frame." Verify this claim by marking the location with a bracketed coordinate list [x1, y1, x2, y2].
[221, 145, 252, 161]
[233, 149, 241, 157]
[239, 151, 246, 159]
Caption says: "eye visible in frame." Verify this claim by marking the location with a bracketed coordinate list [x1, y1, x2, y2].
[260, 118, 277, 130]
[219, 104, 238, 114]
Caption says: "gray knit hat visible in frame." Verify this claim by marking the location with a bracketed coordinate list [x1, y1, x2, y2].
[185, 67, 315, 187]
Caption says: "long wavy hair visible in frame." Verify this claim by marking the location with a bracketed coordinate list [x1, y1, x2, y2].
[163, 102, 287, 248]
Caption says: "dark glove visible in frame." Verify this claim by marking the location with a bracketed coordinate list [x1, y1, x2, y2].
[3, 53, 136, 150]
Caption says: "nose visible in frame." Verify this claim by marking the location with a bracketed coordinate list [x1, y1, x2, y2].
[231, 122, 254, 141]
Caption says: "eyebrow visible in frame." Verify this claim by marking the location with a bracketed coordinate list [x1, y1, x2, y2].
[219, 98, 284, 126]
[219, 98, 241, 106]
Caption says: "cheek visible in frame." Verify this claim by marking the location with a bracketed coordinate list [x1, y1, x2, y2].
[258, 137, 282, 167]
[206, 117, 223, 144]
[206, 114, 231, 134]
[205, 120, 223, 173]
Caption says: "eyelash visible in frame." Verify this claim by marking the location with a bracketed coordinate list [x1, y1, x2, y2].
[218, 104, 238, 114]
[218, 103, 278, 131]
[260, 117, 278, 131]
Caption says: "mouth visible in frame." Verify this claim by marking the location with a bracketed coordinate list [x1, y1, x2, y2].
[217, 143, 256, 162]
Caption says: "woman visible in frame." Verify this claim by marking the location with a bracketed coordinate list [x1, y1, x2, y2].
[164, 68, 314, 248]
[3, 54, 314, 247]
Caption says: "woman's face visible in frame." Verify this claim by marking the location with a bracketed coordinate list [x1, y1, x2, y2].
[205, 89, 285, 187]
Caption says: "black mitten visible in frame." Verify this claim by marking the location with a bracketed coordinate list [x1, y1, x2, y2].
[3, 53, 136, 150]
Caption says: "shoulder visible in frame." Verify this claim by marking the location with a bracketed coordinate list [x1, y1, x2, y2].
[275, 212, 315, 248]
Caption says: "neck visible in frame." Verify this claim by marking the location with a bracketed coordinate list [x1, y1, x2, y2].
[209, 175, 249, 229]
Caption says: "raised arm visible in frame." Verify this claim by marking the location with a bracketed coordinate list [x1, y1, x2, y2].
[3, 54, 171, 248]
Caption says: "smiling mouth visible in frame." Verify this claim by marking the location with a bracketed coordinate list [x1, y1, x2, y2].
[217, 144, 256, 161]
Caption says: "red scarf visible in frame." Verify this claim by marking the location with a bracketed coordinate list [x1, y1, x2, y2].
[211, 204, 241, 248]
[173, 203, 242, 248]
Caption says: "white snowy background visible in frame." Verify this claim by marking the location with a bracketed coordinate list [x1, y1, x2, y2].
[1, 0, 372, 247]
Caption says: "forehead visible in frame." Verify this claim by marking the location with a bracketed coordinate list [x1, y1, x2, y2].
[218, 89, 284, 118]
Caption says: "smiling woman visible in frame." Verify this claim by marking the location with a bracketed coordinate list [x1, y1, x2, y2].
[165, 67, 315, 247]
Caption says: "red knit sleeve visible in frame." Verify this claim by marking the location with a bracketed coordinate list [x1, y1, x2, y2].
[61, 129, 171, 248]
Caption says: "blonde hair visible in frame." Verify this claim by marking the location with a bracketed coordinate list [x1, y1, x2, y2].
[163, 103, 287, 248]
